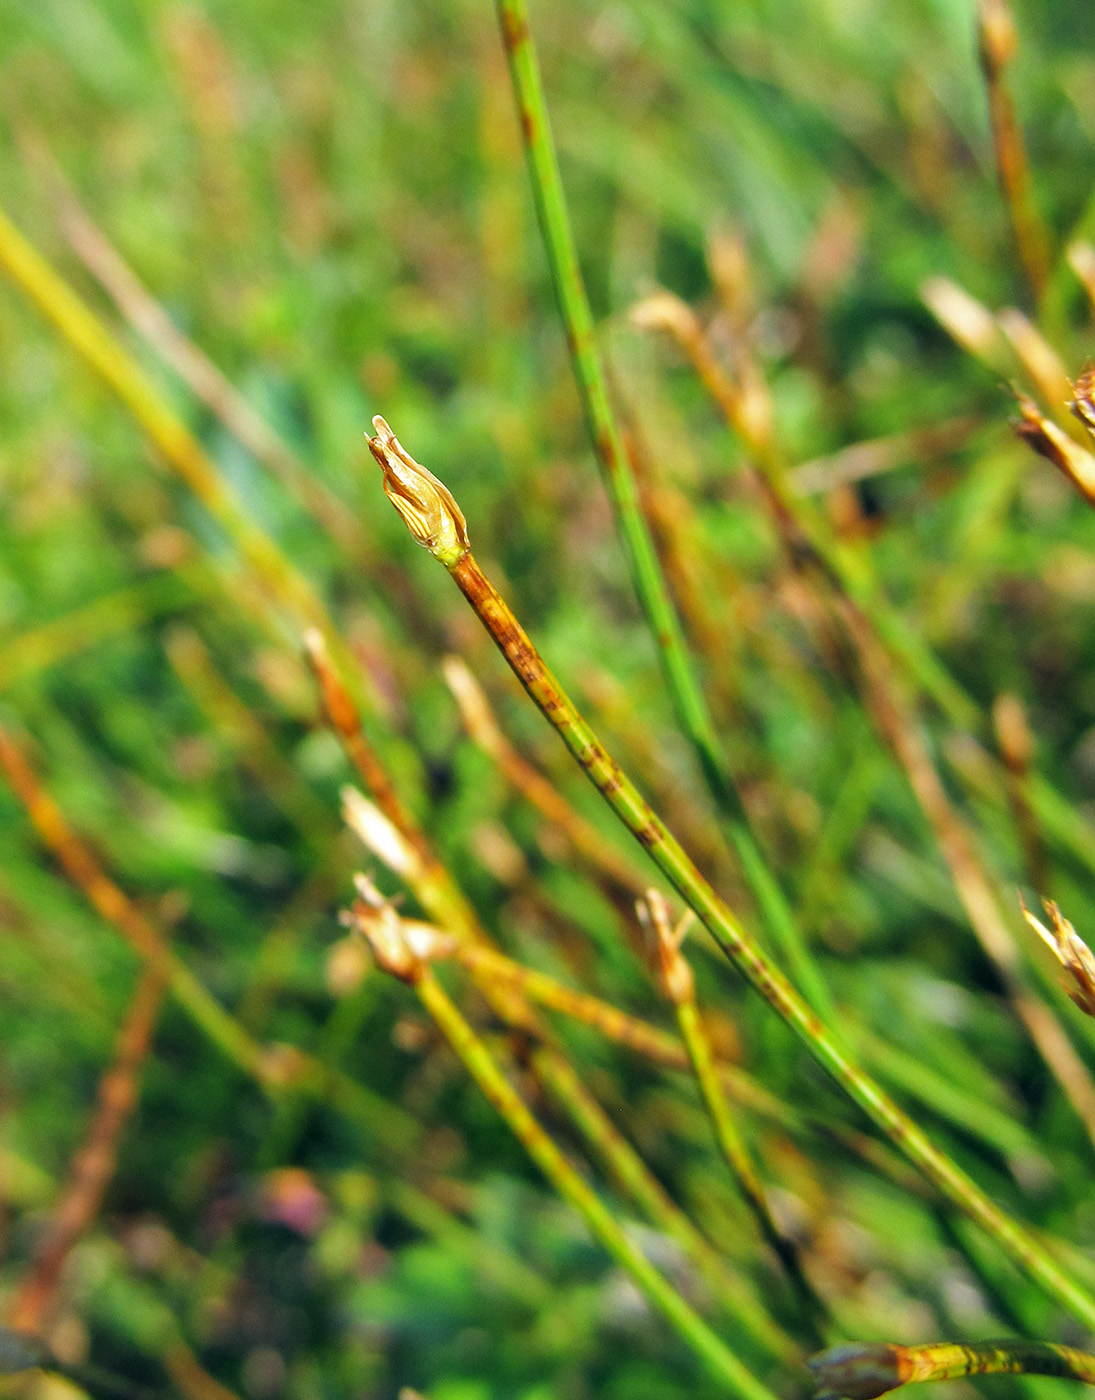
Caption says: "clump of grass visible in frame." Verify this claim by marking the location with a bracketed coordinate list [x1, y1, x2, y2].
[5, 1, 1095, 1397]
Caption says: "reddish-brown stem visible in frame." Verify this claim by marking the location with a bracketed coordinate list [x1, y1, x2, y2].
[8, 961, 166, 1333]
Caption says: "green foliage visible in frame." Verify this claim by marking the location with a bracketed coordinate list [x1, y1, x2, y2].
[4, 1, 1095, 1398]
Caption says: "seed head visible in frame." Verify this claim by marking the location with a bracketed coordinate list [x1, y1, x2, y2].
[1012, 392, 1095, 505]
[638, 888, 695, 1005]
[977, 0, 1018, 76]
[1020, 894, 1095, 1018]
[344, 873, 453, 983]
[367, 416, 469, 567]
[1069, 364, 1095, 437]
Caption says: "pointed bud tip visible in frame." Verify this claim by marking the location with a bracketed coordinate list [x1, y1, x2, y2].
[1070, 364, 1095, 433]
[366, 416, 470, 566]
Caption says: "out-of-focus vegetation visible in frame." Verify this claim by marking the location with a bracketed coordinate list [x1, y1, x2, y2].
[4, 1, 1095, 1397]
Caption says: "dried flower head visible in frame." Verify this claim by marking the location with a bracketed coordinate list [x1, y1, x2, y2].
[366, 416, 469, 567]
[1020, 894, 1095, 1018]
[344, 873, 452, 982]
[629, 290, 701, 347]
[1012, 392, 1095, 505]
[1069, 364, 1095, 437]
[977, 0, 1018, 76]
[638, 888, 695, 1005]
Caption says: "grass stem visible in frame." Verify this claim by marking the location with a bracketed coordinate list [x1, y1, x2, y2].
[493, 0, 829, 1008]
[645, 891, 826, 1340]
[810, 1339, 1095, 1400]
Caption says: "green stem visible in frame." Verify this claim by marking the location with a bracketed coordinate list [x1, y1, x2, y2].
[411, 964, 777, 1400]
[529, 1042, 795, 1360]
[0, 200, 383, 722]
[673, 996, 824, 1340]
[451, 926, 1048, 1171]
[493, 0, 828, 1013]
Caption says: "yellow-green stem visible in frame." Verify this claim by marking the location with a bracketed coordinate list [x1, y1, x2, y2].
[810, 1339, 1095, 1400]
[493, 0, 827, 1006]
[529, 1042, 795, 1360]
[674, 996, 824, 1338]
[411, 963, 778, 1400]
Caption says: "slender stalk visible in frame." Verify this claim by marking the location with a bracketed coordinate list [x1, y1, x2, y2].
[443, 654, 647, 899]
[853, 1031, 1043, 1169]
[318, 622, 758, 1331]
[493, 0, 715, 783]
[442, 936, 1046, 1174]
[493, 0, 825, 1003]
[353, 904, 778, 1400]
[842, 602, 1095, 1152]
[366, 417, 1095, 1331]
[528, 1044, 795, 1360]
[326, 655, 791, 1350]
[977, 0, 1051, 304]
[306, 629, 450, 887]
[645, 892, 825, 1339]
[437, 686, 1043, 1171]
[461, 878, 966, 1188]
[29, 133, 365, 557]
[453, 941, 699, 1072]
[0, 722, 413, 1147]
[810, 1339, 1095, 1400]
[0, 200, 382, 721]
[7, 961, 166, 1334]
[635, 290, 978, 731]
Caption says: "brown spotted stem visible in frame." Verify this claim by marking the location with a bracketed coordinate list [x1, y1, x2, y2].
[810, 1339, 1095, 1400]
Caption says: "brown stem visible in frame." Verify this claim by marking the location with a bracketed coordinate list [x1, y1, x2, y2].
[8, 962, 166, 1333]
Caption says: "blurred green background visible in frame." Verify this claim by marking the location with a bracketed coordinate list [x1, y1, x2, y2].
[4, 1, 1095, 1398]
